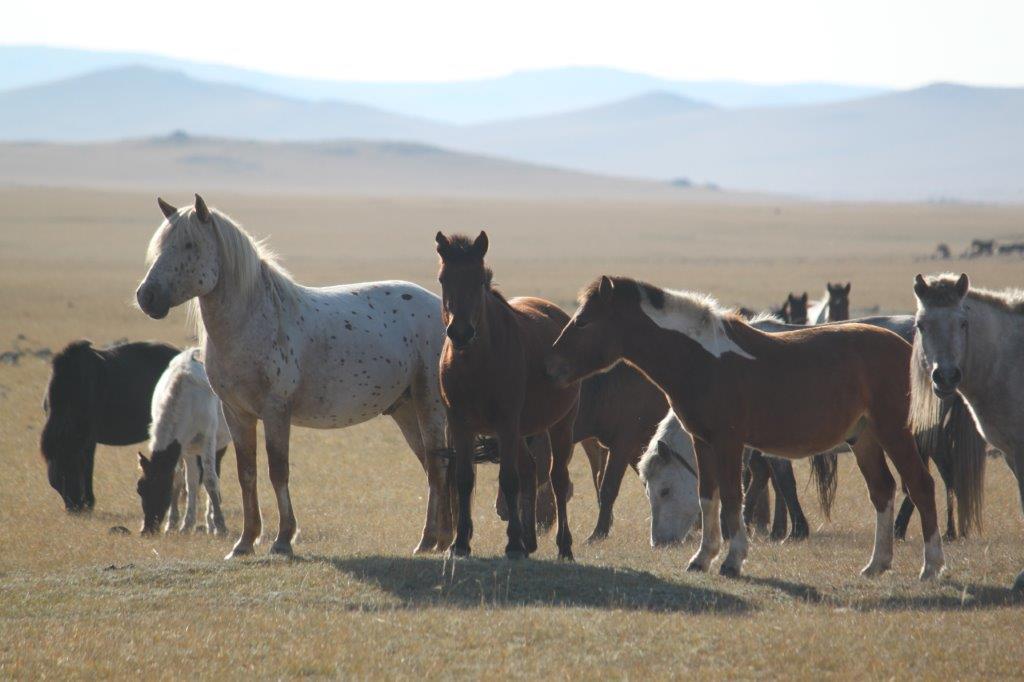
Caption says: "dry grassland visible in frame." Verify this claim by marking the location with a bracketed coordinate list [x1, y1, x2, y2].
[1, 188, 1022, 679]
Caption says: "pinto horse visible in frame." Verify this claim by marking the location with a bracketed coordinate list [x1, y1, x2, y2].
[436, 231, 580, 559]
[548, 276, 944, 579]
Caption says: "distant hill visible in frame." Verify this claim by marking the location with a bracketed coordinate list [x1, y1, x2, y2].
[0, 134, 733, 200]
[0, 46, 886, 123]
[447, 83, 1024, 202]
[0, 66, 446, 142]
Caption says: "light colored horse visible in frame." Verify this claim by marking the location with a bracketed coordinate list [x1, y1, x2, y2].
[637, 410, 700, 547]
[910, 272, 1024, 591]
[138, 347, 231, 535]
[136, 195, 451, 557]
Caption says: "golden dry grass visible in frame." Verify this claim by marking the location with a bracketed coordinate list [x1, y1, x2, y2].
[1, 187, 1023, 679]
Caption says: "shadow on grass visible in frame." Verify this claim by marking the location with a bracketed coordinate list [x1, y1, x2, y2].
[741, 575, 1024, 611]
[312, 554, 752, 614]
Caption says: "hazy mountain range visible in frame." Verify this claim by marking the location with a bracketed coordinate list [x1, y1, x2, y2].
[1, 47, 1022, 202]
[0, 46, 886, 122]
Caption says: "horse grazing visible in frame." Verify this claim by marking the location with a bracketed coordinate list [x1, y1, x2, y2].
[638, 410, 700, 546]
[910, 273, 1024, 591]
[436, 231, 580, 560]
[137, 195, 451, 558]
[137, 348, 231, 535]
[40, 339, 179, 511]
[548, 276, 944, 579]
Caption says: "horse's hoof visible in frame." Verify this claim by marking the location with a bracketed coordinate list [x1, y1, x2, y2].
[225, 546, 254, 560]
[505, 549, 528, 561]
[860, 562, 890, 577]
[942, 532, 958, 543]
[1013, 571, 1024, 593]
[788, 527, 809, 542]
[447, 545, 470, 560]
[919, 564, 944, 581]
[269, 541, 294, 556]
[585, 530, 608, 544]
[686, 561, 708, 573]
[558, 550, 575, 562]
[719, 564, 741, 578]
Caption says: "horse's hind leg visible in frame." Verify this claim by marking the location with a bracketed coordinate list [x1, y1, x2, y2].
[180, 451, 201, 533]
[850, 428, 896, 576]
[875, 422, 943, 580]
[688, 438, 722, 573]
[203, 443, 229, 536]
[166, 461, 185, 532]
[391, 401, 444, 554]
[742, 450, 771, 538]
[944, 487, 957, 541]
[581, 437, 607, 497]
[587, 435, 635, 543]
[263, 403, 297, 556]
[893, 495, 915, 540]
[225, 407, 261, 559]
[548, 408, 576, 561]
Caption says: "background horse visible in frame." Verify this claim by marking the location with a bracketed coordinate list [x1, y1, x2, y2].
[40, 339, 178, 511]
[436, 231, 580, 559]
[136, 195, 451, 558]
[808, 282, 852, 323]
[638, 410, 700, 546]
[137, 348, 231, 535]
[910, 272, 1024, 591]
[548, 276, 944, 579]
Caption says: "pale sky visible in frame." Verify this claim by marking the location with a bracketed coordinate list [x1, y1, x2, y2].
[3, 0, 1022, 86]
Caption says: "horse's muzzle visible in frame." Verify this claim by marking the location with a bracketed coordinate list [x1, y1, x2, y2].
[931, 366, 961, 397]
[136, 283, 170, 319]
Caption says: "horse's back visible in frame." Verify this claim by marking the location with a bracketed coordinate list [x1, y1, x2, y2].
[96, 341, 179, 445]
[508, 296, 571, 344]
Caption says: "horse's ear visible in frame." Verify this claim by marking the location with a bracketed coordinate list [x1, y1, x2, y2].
[913, 274, 929, 298]
[843, 282, 851, 295]
[473, 231, 489, 258]
[194, 194, 211, 224]
[827, 282, 834, 292]
[598, 275, 614, 300]
[157, 197, 177, 219]
[435, 231, 450, 257]
[801, 292, 808, 303]
[137, 452, 150, 471]
[955, 273, 969, 298]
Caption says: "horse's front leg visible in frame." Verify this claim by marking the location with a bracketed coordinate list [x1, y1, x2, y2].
[82, 441, 97, 511]
[496, 423, 527, 559]
[515, 436, 539, 554]
[263, 402, 296, 556]
[714, 439, 749, 577]
[769, 458, 808, 541]
[166, 462, 185, 532]
[548, 411, 576, 561]
[225, 407, 261, 559]
[447, 423, 476, 558]
[688, 438, 722, 573]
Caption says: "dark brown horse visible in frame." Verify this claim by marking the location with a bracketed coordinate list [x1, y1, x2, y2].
[436, 231, 580, 559]
[548, 276, 944, 579]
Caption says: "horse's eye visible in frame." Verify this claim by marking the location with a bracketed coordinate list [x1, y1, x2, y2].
[184, 242, 194, 250]
[660, 487, 671, 498]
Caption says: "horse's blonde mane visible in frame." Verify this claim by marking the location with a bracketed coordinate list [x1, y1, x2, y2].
[746, 310, 785, 326]
[640, 285, 755, 359]
[147, 207, 302, 342]
[921, 273, 1024, 314]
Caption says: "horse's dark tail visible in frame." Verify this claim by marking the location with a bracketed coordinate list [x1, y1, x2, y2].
[809, 451, 838, 520]
[945, 396, 987, 536]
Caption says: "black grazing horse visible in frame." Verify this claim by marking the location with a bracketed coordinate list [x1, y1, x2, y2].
[40, 340, 179, 511]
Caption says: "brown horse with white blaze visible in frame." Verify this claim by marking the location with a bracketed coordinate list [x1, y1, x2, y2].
[436, 231, 580, 560]
[548, 276, 944, 579]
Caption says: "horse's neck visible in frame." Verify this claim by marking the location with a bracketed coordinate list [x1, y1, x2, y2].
[961, 301, 1018, 403]
[621, 324, 712, 401]
[478, 291, 516, 354]
[198, 269, 275, 350]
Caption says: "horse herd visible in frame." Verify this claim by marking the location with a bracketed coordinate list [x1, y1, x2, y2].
[37, 195, 1024, 591]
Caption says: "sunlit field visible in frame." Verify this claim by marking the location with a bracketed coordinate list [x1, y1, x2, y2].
[1, 188, 1022, 678]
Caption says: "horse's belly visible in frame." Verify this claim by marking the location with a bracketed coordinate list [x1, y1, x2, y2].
[289, 362, 411, 429]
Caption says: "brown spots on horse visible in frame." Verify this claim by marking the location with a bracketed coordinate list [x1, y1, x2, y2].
[401, 294, 413, 300]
